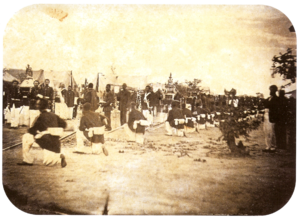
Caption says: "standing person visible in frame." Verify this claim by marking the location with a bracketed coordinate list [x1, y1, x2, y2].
[65, 85, 75, 120]
[141, 85, 153, 122]
[102, 84, 115, 131]
[8, 80, 22, 129]
[263, 85, 279, 152]
[84, 83, 99, 112]
[75, 103, 108, 155]
[17, 98, 67, 167]
[117, 83, 131, 125]
[125, 102, 149, 144]
[275, 90, 288, 149]
[40, 79, 54, 111]
[28, 80, 41, 127]
[73, 85, 80, 119]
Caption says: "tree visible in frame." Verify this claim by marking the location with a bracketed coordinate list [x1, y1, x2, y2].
[271, 48, 296, 83]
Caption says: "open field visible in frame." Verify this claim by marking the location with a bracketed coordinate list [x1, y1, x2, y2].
[2, 123, 296, 215]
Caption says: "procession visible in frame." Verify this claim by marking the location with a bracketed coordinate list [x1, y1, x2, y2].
[2, 4, 297, 216]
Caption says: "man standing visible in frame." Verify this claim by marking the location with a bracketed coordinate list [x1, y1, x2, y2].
[102, 84, 115, 131]
[84, 83, 99, 112]
[28, 80, 41, 127]
[73, 85, 80, 119]
[75, 103, 108, 155]
[117, 83, 131, 125]
[40, 79, 54, 111]
[8, 80, 22, 129]
[263, 85, 279, 152]
[17, 99, 67, 167]
[65, 85, 75, 119]
[276, 90, 288, 149]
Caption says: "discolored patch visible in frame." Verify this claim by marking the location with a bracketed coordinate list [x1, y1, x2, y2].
[43, 7, 68, 22]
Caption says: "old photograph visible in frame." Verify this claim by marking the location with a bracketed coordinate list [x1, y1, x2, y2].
[1, 4, 297, 215]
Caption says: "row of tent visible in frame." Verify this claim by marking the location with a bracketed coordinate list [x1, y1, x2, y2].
[3, 68, 77, 89]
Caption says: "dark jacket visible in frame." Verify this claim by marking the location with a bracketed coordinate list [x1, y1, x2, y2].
[84, 89, 99, 111]
[167, 107, 184, 129]
[41, 85, 54, 100]
[28, 86, 41, 109]
[65, 90, 75, 107]
[117, 89, 131, 110]
[8, 86, 22, 107]
[182, 108, 194, 128]
[102, 91, 115, 112]
[28, 110, 67, 153]
[79, 111, 105, 143]
[128, 109, 147, 134]
[265, 96, 279, 123]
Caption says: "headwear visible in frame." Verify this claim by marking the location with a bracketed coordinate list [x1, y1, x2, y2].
[88, 83, 93, 88]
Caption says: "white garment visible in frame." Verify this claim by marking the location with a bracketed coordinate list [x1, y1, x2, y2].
[22, 133, 62, 166]
[4, 106, 11, 123]
[19, 106, 30, 126]
[165, 121, 184, 137]
[10, 104, 20, 127]
[75, 130, 105, 154]
[263, 109, 276, 149]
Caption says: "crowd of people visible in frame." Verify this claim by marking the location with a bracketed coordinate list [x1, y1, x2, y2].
[3, 77, 296, 168]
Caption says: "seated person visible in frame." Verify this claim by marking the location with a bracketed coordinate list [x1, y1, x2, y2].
[75, 103, 108, 155]
[181, 103, 195, 133]
[165, 101, 185, 136]
[125, 102, 149, 145]
[17, 99, 67, 167]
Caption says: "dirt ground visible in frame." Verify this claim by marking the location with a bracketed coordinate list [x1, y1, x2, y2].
[2, 122, 296, 215]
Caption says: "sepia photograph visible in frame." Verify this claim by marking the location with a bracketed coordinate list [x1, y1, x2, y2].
[1, 2, 298, 216]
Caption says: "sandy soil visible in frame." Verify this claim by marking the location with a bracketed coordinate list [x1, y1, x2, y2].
[2, 123, 296, 215]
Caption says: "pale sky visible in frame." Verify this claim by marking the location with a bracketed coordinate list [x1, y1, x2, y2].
[3, 4, 297, 96]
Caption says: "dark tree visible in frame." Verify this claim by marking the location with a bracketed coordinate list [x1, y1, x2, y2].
[271, 48, 296, 83]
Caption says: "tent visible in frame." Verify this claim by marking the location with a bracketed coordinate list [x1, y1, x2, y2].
[4, 68, 44, 84]
[3, 71, 20, 83]
[35, 70, 77, 90]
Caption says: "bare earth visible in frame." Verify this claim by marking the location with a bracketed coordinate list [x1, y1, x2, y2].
[2, 123, 296, 215]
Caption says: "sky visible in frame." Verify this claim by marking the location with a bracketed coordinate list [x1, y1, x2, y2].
[3, 4, 297, 96]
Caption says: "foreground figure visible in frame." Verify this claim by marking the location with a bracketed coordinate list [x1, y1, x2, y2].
[75, 103, 108, 155]
[17, 99, 67, 167]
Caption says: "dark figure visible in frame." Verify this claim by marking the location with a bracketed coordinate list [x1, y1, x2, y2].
[40, 79, 54, 110]
[73, 85, 80, 118]
[65, 86, 75, 108]
[275, 90, 288, 149]
[128, 102, 147, 134]
[83, 83, 99, 111]
[8, 80, 22, 108]
[102, 84, 115, 131]
[28, 80, 41, 109]
[117, 83, 131, 125]
[182, 103, 194, 128]
[79, 103, 106, 144]
[166, 101, 184, 129]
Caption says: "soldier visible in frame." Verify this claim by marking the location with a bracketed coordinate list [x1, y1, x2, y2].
[65, 85, 75, 119]
[28, 80, 41, 127]
[181, 103, 195, 133]
[117, 83, 131, 125]
[102, 84, 115, 131]
[17, 98, 67, 167]
[125, 102, 149, 144]
[75, 103, 108, 155]
[83, 83, 99, 112]
[40, 79, 54, 111]
[165, 101, 185, 136]
[8, 80, 22, 128]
